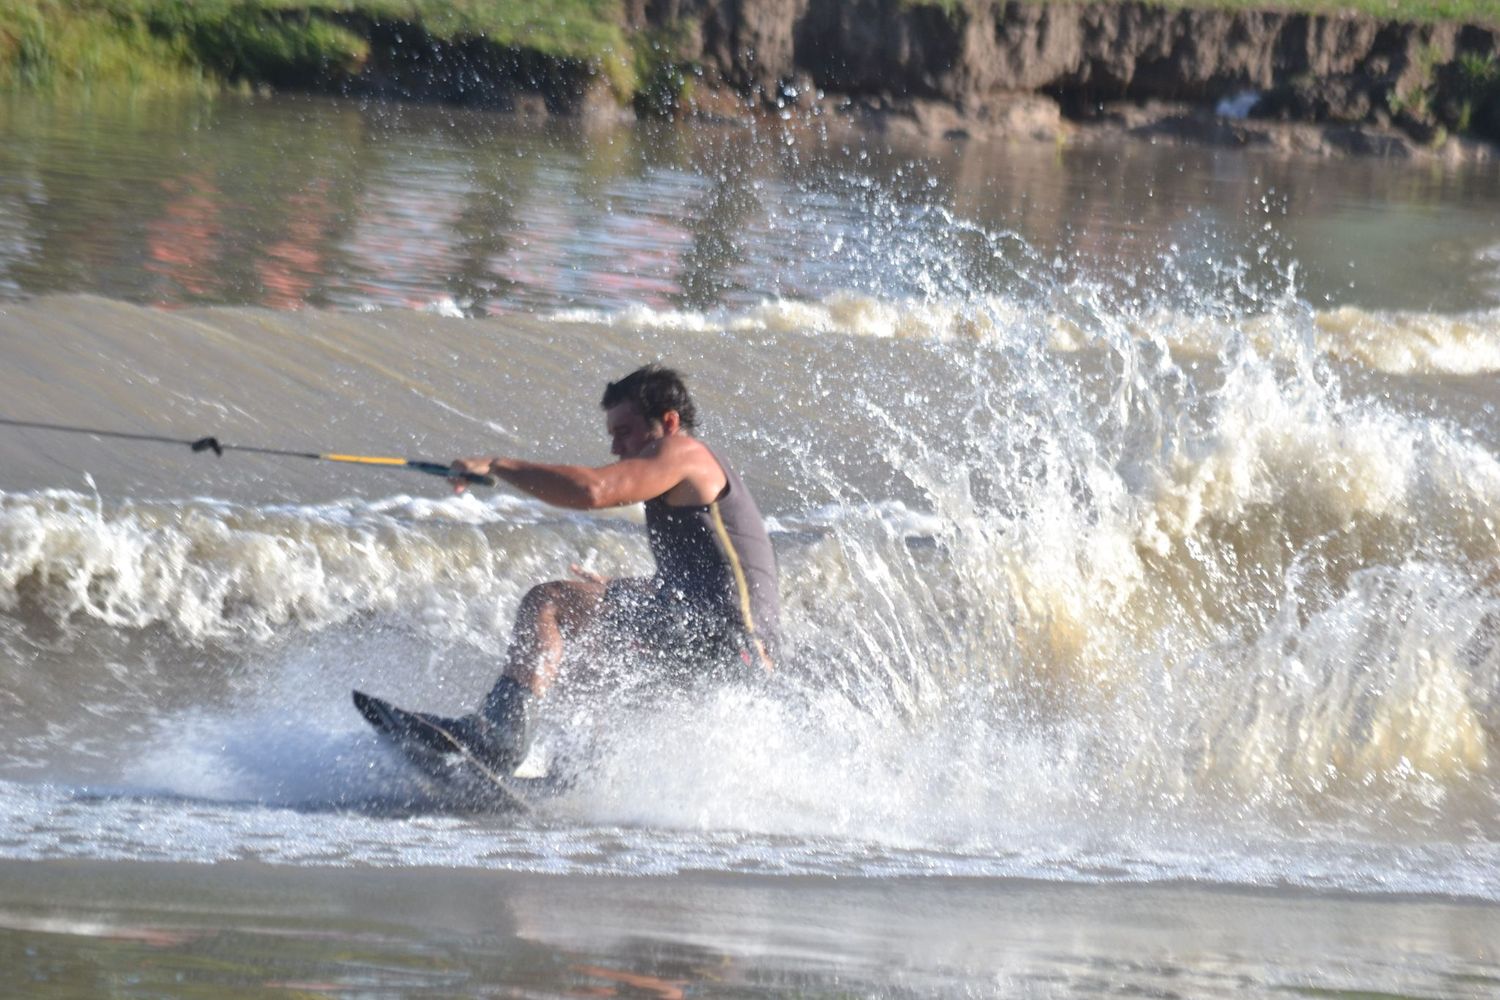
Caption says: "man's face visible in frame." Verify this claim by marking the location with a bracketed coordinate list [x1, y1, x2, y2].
[606, 402, 664, 459]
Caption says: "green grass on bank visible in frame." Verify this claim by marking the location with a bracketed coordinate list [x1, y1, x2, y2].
[305, 0, 626, 57]
[1, 0, 202, 94]
[996, 0, 1500, 24]
[0, 0, 630, 96]
[1115, 0, 1500, 24]
[911, 0, 1500, 26]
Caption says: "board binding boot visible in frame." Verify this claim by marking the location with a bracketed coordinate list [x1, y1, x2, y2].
[478, 675, 536, 774]
[352, 677, 534, 778]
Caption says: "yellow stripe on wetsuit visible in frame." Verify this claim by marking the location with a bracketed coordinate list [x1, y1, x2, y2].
[708, 501, 774, 672]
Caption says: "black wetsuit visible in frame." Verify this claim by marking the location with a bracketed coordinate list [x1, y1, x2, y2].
[604, 442, 779, 670]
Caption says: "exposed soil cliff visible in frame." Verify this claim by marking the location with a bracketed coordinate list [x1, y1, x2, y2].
[631, 0, 1500, 154]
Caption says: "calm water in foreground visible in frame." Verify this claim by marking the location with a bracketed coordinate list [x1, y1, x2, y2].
[3, 860, 1496, 998]
[1, 92, 1498, 996]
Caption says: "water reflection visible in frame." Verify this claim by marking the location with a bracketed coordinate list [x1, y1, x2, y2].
[2, 92, 1499, 315]
[5, 860, 1496, 998]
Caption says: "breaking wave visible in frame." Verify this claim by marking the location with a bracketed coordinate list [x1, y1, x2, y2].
[554, 293, 1500, 376]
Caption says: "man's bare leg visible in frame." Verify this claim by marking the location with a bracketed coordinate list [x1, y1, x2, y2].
[500, 578, 607, 694]
[479, 578, 606, 770]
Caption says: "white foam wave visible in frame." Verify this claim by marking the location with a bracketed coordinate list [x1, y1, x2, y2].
[1138, 359, 1500, 559]
[0, 489, 643, 645]
[1295, 307, 1500, 376]
[551, 292, 1500, 376]
[550, 292, 1075, 349]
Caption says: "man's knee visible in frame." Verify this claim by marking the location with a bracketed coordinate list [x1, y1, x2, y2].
[519, 579, 600, 630]
[521, 580, 567, 610]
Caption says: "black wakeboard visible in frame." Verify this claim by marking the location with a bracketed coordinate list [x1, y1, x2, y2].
[353, 689, 538, 813]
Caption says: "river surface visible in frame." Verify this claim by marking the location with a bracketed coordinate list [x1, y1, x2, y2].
[1, 92, 1498, 997]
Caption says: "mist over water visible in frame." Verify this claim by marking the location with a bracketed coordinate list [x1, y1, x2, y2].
[0, 93, 1497, 900]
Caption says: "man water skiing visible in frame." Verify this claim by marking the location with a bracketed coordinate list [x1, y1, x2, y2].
[361, 365, 779, 777]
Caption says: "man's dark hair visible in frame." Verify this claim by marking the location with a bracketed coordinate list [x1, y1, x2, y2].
[601, 364, 698, 431]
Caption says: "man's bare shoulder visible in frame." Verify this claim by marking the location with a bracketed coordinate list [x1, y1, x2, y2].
[646, 434, 725, 504]
[643, 433, 712, 463]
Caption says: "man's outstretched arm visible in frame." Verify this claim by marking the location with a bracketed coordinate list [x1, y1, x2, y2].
[450, 441, 690, 510]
